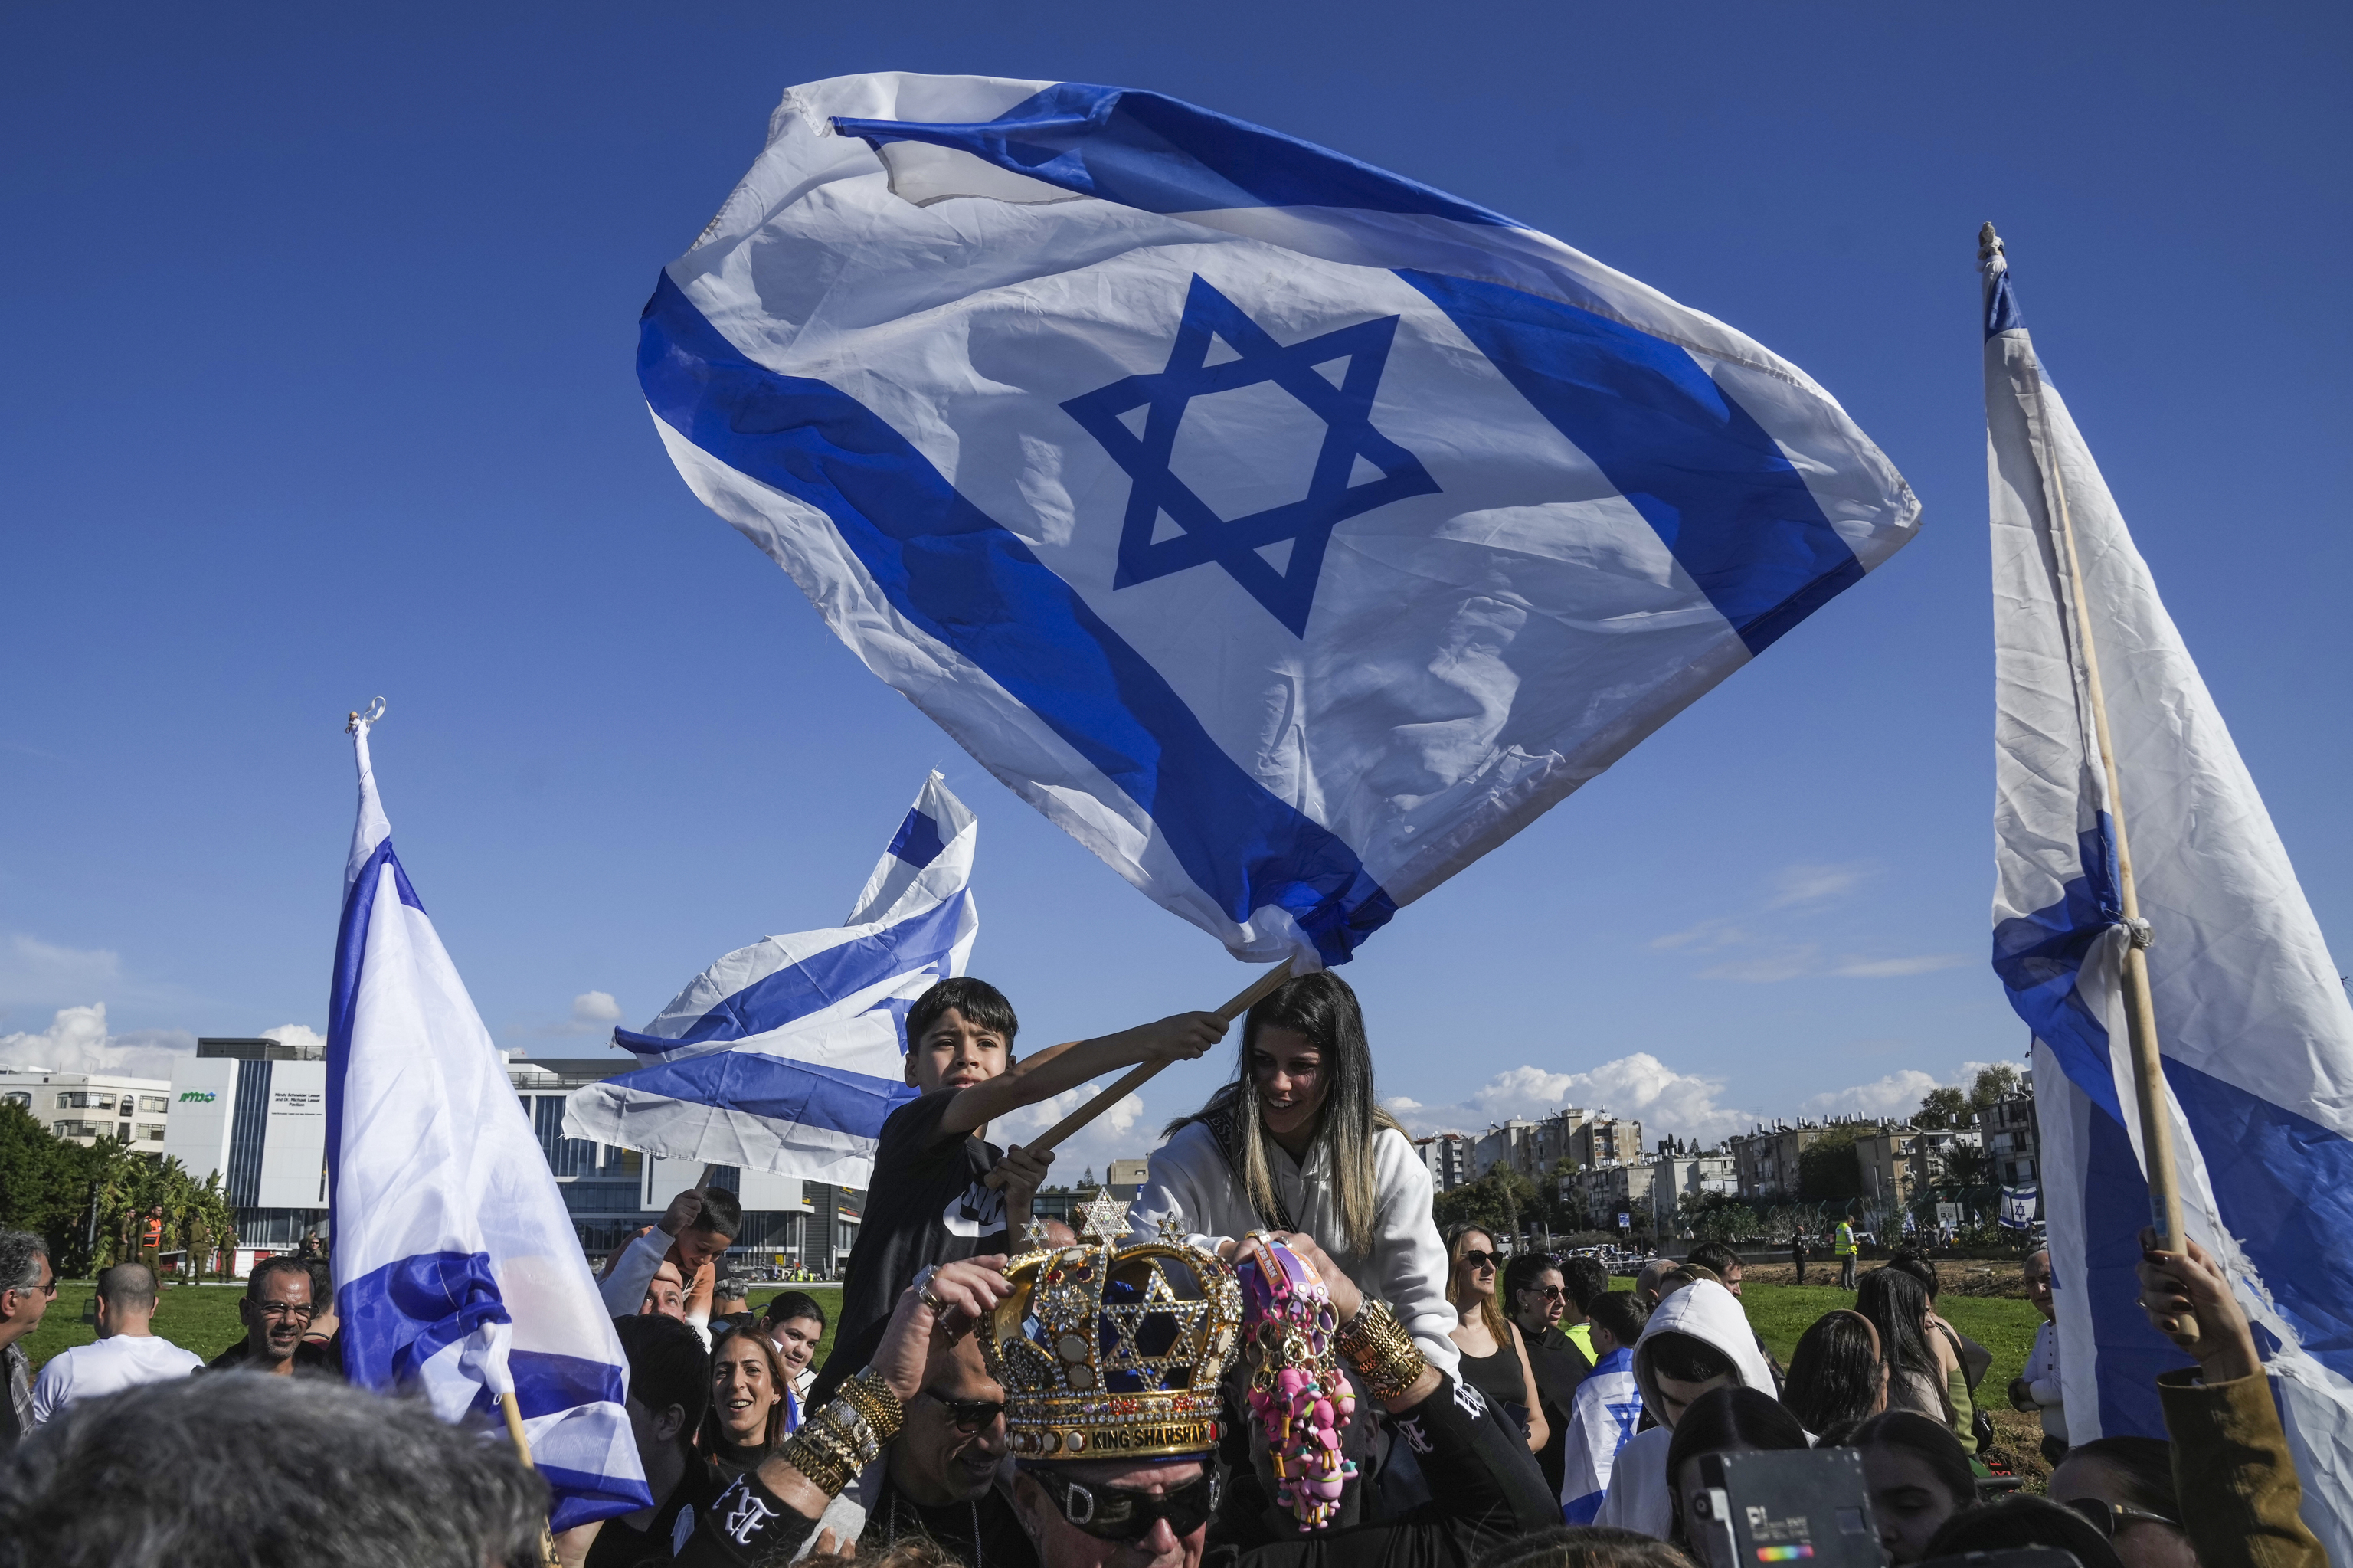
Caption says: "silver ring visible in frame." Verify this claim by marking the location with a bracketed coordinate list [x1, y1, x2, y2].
[920, 1285, 950, 1314]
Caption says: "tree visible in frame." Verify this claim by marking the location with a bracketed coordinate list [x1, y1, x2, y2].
[1967, 1065, 2021, 1116]
[0, 1101, 124, 1273]
[1432, 1168, 1539, 1239]
[1798, 1127, 1867, 1201]
[1914, 1087, 1970, 1129]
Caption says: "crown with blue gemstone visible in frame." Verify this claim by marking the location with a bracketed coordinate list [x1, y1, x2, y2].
[980, 1203, 1244, 1462]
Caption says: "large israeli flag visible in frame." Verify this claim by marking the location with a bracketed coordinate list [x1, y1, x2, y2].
[562, 773, 974, 1186]
[1985, 237, 2353, 1553]
[638, 74, 1920, 968]
[327, 712, 649, 1532]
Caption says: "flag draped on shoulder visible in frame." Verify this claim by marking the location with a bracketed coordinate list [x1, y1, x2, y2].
[1985, 231, 2353, 1554]
[563, 773, 975, 1187]
[1558, 1345, 1641, 1524]
[638, 73, 1919, 970]
[327, 706, 649, 1532]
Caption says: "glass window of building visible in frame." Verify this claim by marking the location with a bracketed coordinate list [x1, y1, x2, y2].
[139, 1095, 169, 1113]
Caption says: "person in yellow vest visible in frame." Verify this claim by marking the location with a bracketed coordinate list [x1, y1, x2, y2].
[1834, 1217, 1859, 1289]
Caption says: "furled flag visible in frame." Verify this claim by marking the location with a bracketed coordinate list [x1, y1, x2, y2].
[1985, 231, 2353, 1553]
[563, 773, 976, 1187]
[328, 704, 649, 1531]
[637, 74, 1919, 969]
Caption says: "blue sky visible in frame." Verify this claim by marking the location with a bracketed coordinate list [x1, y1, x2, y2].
[4, 2, 2348, 1178]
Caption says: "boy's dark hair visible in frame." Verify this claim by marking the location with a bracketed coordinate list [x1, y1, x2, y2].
[2063, 1436, 2179, 1514]
[1560, 1257, 1612, 1311]
[906, 977, 1019, 1051]
[1480, 1525, 1697, 1568]
[689, 1187, 743, 1240]
[612, 1313, 711, 1445]
[1924, 1498, 2124, 1568]
[764, 1290, 828, 1330]
[1586, 1291, 1648, 1348]
[1641, 1330, 1736, 1386]
[1685, 1241, 1740, 1278]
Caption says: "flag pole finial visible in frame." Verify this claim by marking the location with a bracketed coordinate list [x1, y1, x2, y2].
[1978, 222, 2006, 274]
[345, 696, 386, 735]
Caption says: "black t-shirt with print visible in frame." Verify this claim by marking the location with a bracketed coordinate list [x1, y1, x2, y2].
[810, 1088, 1003, 1406]
[589, 1458, 817, 1568]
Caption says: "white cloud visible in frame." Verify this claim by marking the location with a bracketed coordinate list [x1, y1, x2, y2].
[1767, 862, 1874, 908]
[1800, 1058, 2016, 1120]
[261, 1023, 327, 1056]
[0, 1003, 194, 1079]
[0, 935, 123, 1008]
[1388, 1054, 1755, 1145]
[1697, 946, 1821, 983]
[571, 991, 623, 1024]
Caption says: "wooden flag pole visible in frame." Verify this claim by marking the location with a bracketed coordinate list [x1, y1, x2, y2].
[1010, 957, 1295, 1163]
[499, 1390, 565, 1568]
[1987, 223, 2194, 1334]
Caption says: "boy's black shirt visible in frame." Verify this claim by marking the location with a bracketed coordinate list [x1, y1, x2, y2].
[810, 1088, 1005, 1406]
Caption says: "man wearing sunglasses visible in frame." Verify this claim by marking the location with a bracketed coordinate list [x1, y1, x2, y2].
[0, 1229, 54, 1449]
[862, 1333, 1037, 1568]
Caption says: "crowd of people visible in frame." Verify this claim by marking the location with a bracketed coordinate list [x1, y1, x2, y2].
[0, 972, 2332, 1568]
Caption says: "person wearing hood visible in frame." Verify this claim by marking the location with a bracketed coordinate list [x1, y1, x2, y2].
[1592, 1279, 1779, 1540]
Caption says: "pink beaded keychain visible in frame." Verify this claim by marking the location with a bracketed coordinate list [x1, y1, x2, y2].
[1237, 1235, 1357, 1530]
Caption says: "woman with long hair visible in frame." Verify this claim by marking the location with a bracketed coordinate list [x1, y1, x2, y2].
[1783, 1309, 1887, 1434]
[1445, 1225, 1550, 1454]
[1855, 1268, 1969, 1450]
[1130, 970, 1459, 1370]
[702, 1326, 794, 1475]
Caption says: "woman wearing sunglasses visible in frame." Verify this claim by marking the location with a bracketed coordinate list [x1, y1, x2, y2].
[1131, 971, 1461, 1374]
[1444, 1225, 1549, 1455]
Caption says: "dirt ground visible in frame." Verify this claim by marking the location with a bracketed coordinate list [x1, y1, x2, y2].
[1739, 1258, 2033, 1298]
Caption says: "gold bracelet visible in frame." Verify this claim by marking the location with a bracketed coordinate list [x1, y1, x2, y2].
[837, 1366, 906, 1442]
[777, 1370, 902, 1498]
[1334, 1299, 1426, 1400]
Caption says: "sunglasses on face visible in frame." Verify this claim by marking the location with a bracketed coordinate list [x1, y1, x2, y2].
[1523, 1285, 1567, 1301]
[2060, 1498, 2181, 1537]
[1459, 1251, 1499, 1271]
[923, 1394, 1006, 1434]
[1030, 1470, 1220, 1541]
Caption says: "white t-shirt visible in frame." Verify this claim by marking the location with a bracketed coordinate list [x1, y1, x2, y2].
[31, 1333, 203, 1422]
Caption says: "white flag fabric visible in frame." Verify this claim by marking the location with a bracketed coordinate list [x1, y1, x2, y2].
[327, 718, 648, 1531]
[638, 73, 1919, 970]
[1986, 244, 2353, 1553]
[563, 773, 975, 1187]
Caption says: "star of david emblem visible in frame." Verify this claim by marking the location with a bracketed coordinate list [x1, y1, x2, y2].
[1078, 1190, 1131, 1245]
[1062, 275, 1442, 637]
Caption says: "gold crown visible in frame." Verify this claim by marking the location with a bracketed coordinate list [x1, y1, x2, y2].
[980, 1198, 1243, 1462]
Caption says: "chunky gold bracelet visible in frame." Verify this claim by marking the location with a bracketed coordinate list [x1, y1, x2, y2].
[777, 1369, 905, 1498]
[1334, 1299, 1426, 1400]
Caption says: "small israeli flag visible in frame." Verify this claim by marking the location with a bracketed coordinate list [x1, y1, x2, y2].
[328, 708, 650, 1531]
[1987, 237, 2353, 1553]
[638, 74, 1919, 970]
[1998, 1184, 2040, 1232]
[563, 774, 975, 1186]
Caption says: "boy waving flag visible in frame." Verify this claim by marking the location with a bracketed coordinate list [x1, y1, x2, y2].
[327, 702, 650, 1530]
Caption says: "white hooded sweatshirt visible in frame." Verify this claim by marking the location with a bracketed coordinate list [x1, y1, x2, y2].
[1593, 1280, 1779, 1539]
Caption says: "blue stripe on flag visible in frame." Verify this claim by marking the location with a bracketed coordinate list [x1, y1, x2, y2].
[1396, 270, 1865, 656]
[2170, 1060, 2353, 1383]
[2080, 1102, 2173, 1439]
[889, 807, 948, 869]
[542, 1462, 647, 1535]
[337, 1249, 509, 1391]
[1992, 823, 2126, 1123]
[617, 888, 972, 1051]
[832, 82, 1519, 231]
[326, 837, 427, 1220]
[509, 1347, 627, 1418]
[609, 1051, 921, 1140]
[639, 272, 1398, 964]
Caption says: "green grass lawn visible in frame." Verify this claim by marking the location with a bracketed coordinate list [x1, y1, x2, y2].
[23, 1280, 252, 1370]
[1606, 1275, 2042, 1385]
[25, 1280, 849, 1375]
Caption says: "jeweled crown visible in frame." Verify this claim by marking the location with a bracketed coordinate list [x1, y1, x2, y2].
[980, 1206, 1244, 1462]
